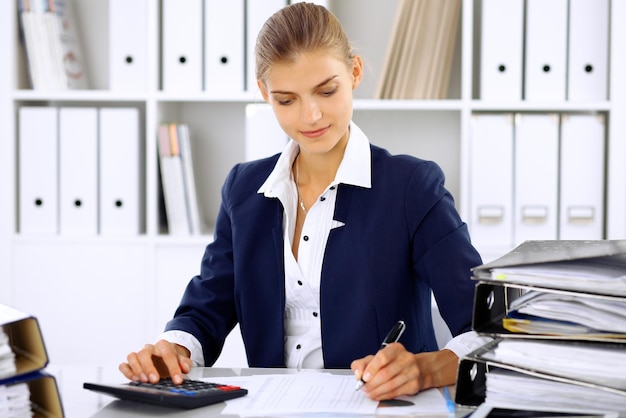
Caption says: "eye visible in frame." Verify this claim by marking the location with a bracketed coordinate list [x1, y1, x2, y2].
[277, 99, 293, 106]
[320, 87, 337, 97]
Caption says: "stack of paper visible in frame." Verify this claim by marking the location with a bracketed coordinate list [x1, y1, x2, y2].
[0, 383, 31, 418]
[17, 0, 88, 90]
[157, 123, 203, 236]
[375, 0, 461, 99]
[456, 240, 626, 414]
[210, 372, 449, 416]
[504, 290, 626, 337]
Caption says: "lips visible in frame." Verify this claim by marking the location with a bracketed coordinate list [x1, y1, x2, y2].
[300, 126, 330, 139]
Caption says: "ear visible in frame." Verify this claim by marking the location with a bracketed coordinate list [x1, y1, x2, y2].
[351, 55, 364, 90]
[257, 80, 270, 102]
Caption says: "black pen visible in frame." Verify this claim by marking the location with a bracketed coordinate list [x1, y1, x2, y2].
[355, 320, 406, 391]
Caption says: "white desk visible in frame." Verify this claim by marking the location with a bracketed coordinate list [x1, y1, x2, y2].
[48, 365, 469, 418]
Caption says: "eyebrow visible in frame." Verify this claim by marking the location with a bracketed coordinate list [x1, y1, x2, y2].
[269, 75, 339, 95]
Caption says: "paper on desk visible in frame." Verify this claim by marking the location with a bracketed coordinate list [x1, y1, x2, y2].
[212, 373, 449, 416]
[216, 373, 378, 416]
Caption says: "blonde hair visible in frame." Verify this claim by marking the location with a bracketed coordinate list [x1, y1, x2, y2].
[255, 2, 354, 82]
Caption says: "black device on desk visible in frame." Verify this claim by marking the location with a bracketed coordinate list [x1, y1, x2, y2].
[83, 377, 248, 409]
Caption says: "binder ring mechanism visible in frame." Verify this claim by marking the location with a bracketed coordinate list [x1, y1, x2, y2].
[521, 205, 548, 224]
[477, 206, 504, 224]
[567, 206, 595, 224]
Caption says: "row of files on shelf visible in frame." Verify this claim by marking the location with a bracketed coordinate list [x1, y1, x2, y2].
[468, 112, 605, 251]
[18, 107, 143, 236]
[480, 0, 609, 101]
[17, 104, 290, 237]
[108, 0, 326, 93]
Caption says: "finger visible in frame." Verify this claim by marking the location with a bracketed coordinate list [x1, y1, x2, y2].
[155, 340, 185, 384]
[361, 344, 400, 385]
[126, 348, 153, 382]
[367, 372, 419, 401]
[118, 362, 138, 381]
[364, 345, 423, 400]
[350, 355, 373, 382]
[137, 344, 163, 383]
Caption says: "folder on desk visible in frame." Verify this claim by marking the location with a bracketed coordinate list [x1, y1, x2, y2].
[204, 0, 245, 94]
[471, 239, 626, 296]
[109, 0, 148, 91]
[18, 107, 58, 236]
[524, 0, 567, 101]
[472, 281, 626, 341]
[0, 304, 49, 380]
[245, 0, 287, 92]
[514, 114, 559, 244]
[455, 338, 626, 410]
[468, 113, 514, 249]
[245, 104, 288, 162]
[479, 0, 523, 100]
[1, 304, 64, 417]
[59, 107, 98, 235]
[162, 0, 203, 92]
[99, 108, 142, 236]
[559, 114, 605, 240]
[567, 0, 609, 101]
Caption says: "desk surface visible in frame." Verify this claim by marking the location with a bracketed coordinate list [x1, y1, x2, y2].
[49, 365, 469, 418]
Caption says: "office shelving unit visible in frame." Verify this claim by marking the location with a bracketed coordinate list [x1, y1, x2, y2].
[0, 0, 625, 366]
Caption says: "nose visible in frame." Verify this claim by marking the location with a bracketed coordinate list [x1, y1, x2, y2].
[300, 99, 322, 124]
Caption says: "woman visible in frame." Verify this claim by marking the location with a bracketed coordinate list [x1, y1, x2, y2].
[120, 2, 485, 401]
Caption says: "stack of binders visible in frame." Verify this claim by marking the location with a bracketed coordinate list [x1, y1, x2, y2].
[0, 304, 64, 417]
[455, 240, 626, 414]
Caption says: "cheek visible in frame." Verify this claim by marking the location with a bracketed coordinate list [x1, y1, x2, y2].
[270, 107, 295, 133]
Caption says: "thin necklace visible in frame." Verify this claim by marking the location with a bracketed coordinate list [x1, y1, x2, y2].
[295, 158, 307, 214]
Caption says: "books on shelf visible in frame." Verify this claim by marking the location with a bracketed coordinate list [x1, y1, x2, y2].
[0, 304, 64, 418]
[17, 0, 88, 90]
[456, 240, 626, 414]
[375, 0, 461, 99]
[157, 123, 203, 236]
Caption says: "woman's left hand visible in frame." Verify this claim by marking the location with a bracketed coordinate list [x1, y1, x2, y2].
[350, 343, 458, 401]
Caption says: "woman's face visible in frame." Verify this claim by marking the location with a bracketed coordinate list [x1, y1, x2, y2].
[258, 50, 363, 157]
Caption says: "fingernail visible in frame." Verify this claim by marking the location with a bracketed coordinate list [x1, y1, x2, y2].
[140, 373, 148, 382]
[173, 374, 183, 384]
[149, 373, 159, 383]
[131, 375, 139, 382]
[362, 372, 371, 382]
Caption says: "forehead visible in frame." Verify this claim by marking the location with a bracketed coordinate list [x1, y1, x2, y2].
[265, 51, 351, 91]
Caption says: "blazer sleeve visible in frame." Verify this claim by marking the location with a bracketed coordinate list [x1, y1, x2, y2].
[406, 160, 482, 337]
[164, 165, 240, 366]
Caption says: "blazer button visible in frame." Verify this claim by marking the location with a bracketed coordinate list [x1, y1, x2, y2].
[303, 235, 309, 241]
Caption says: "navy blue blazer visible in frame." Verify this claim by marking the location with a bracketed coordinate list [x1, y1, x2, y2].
[165, 144, 482, 368]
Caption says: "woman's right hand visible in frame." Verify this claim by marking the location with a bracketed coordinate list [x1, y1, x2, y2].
[119, 339, 193, 385]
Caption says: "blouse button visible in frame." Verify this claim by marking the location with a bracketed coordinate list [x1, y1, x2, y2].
[297, 280, 303, 286]
[296, 344, 302, 350]
[312, 312, 318, 317]
[330, 186, 336, 190]
[320, 196, 326, 202]
[303, 235, 309, 241]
